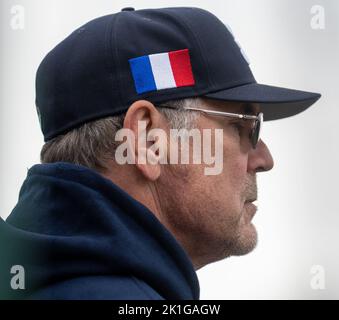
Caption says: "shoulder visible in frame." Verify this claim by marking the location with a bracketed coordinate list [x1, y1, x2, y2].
[26, 275, 164, 300]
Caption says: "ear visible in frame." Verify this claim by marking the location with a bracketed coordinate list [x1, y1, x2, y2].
[123, 100, 166, 181]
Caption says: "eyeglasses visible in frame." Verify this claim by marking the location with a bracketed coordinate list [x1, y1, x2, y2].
[159, 104, 263, 149]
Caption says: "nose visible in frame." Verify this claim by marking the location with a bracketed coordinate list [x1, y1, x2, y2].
[247, 139, 274, 173]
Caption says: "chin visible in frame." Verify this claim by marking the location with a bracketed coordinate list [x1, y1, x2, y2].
[230, 223, 258, 256]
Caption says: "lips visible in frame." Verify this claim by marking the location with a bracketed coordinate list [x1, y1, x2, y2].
[244, 201, 257, 220]
[245, 199, 257, 211]
[245, 198, 257, 204]
[245, 201, 257, 208]
[244, 198, 258, 212]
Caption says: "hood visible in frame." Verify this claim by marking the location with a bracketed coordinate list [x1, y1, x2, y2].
[0, 162, 199, 299]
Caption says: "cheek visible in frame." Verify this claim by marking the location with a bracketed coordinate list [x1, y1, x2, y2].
[227, 157, 248, 191]
[222, 143, 248, 197]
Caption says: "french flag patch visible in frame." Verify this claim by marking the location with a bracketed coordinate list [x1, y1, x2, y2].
[129, 49, 195, 94]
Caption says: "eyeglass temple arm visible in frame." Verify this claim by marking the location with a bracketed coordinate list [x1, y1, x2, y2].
[184, 107, 259, 120]
[157, 104, 260, 120]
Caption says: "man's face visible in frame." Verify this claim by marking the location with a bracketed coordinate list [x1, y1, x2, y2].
[157, 98, 274, 269]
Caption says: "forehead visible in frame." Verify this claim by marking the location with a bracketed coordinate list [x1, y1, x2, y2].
[202, 98, 260, 115]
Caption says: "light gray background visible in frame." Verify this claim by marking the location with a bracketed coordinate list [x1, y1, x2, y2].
[1, 0, 338, 299]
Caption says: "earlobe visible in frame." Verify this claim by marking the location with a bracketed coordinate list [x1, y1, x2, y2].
[137, 163, 161, 181]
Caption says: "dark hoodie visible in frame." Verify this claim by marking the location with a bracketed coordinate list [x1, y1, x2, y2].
[0, 162, 199, 300]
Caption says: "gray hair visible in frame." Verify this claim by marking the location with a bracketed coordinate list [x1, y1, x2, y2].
[40, 97, 203, 172]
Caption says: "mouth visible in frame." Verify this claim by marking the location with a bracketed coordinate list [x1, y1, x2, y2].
[244, 199, 258, 218]
[245, 200, 257, 208]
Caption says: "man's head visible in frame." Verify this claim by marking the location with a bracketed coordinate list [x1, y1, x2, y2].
[41, 96, 273, 269]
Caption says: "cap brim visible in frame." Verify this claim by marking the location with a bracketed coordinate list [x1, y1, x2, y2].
[203, 83, 321, 121]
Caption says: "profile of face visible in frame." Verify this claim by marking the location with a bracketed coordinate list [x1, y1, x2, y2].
[107, 97, 274, 270]
[154, 98, 274, 270]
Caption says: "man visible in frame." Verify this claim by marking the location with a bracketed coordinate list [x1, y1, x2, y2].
[0, 7, 320, 300]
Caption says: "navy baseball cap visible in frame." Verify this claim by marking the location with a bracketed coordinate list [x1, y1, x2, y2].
[36, 6, 321, 142]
